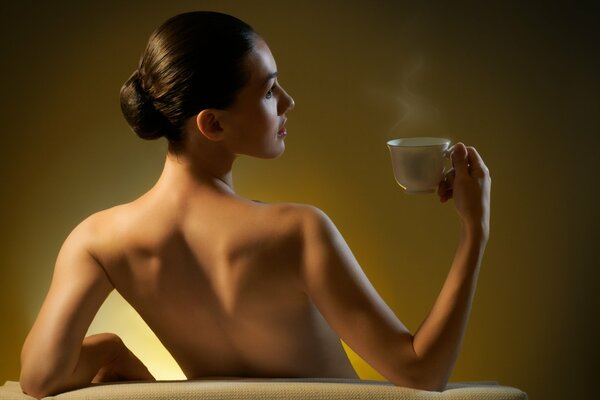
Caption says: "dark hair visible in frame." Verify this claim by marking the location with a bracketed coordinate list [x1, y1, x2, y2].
[120, 11, 258, 147]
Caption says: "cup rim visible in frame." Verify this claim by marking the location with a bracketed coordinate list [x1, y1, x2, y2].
[386, 137, 451, 147]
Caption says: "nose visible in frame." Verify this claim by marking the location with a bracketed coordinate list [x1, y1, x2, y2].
[278, 88, 295, 114]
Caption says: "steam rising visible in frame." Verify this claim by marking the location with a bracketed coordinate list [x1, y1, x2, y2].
[367, 56, 443, 139]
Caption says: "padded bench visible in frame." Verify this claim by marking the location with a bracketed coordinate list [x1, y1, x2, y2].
[0, 378, 527, 400]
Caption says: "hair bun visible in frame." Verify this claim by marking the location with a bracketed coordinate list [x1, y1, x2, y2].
[119, 70, 177, 141]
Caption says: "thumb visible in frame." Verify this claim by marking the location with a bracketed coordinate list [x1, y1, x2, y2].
[451, 143, 469, 175]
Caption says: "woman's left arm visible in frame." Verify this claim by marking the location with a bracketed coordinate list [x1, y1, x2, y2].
[19, 217, 153, 399]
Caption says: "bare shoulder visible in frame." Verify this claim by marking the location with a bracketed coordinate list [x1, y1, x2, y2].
[264, 201, 330, 236]
[62, 211, 110, 252]
[67, 205, 131, 261]
[81, 204, 123, 232]
[263, 202, 338, 273]
[271, 201, 328, 222]
[243, 201, 329, 255]
[277, 202, 338, 243]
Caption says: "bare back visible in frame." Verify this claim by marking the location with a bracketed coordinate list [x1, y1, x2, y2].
[89, 191, 357, 379]
[21, 143, 490, 398]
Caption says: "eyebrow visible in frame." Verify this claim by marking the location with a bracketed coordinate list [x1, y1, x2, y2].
[263, 71, 278, 87]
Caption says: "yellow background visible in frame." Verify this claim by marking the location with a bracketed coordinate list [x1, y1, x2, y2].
[0, 1, 597, 400]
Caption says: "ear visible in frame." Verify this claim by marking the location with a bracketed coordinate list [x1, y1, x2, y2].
[195, 109, 225, 141]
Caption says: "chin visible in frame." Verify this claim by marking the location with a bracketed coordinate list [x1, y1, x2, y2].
[246, 144, 285, 160]
[262, 137, 286, 159]
[265, 146, 285, 159]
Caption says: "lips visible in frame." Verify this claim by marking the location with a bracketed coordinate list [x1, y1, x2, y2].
[278, 118, 287, 137]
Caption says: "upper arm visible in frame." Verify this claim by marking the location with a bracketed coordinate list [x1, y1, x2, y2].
[298, 205, 420, 385]
[20, 216, 114, 388]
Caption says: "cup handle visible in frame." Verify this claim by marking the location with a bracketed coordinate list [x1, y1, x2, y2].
[443, 143, 456, 159]
[442, 145, 454, 175]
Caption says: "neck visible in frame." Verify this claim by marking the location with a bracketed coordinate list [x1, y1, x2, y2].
[153, 142, 238, 198]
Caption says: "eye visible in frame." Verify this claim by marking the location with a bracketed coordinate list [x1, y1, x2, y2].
[266, 84, 276, 99]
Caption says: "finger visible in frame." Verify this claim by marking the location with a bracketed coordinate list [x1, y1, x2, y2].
[439, 189, 453, 203]
[437, 169, 453, 195]
[441, 189, 452, 201]
[446, 168, 455, 187]
[437, 182, 446, 201]
[441, 168, 455, 202]
[450, 142, 469, 175]
[437, 181, 446, 197]
[437, 180, 448, 197]
[465, 146, 489, 175]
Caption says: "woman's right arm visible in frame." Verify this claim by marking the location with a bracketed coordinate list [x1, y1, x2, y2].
[298, 143, 491, 391]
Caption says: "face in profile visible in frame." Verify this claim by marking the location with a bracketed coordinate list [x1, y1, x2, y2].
[222, 37, 295, 159]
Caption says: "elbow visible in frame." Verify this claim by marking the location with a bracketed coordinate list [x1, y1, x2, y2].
[387, 351, 449, 392]
[20, 343, 52, 399]
[20, 375, 52, 400]
[412, 379, 448, 392]
[389, 372, 448, 392]
[405, 365, 448, 392]
[20, 364, 64, 399]
[20, 342, 72, 399]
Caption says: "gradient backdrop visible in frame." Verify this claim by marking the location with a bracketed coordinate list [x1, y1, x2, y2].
[1, 1, 598, 400]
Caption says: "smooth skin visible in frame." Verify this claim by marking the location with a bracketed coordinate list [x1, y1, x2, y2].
[20, 36, 491, 399]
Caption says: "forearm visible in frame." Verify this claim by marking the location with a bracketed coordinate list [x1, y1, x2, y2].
[411, 223, 488, 390]
[21, 333, 121, 399]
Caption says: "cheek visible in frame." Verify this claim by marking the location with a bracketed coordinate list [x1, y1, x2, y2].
[257, 102, 278, 127]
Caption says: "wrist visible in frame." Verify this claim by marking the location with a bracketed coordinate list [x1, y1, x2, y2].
[460, 220, 489, 244]
[83, 333, 124, 368]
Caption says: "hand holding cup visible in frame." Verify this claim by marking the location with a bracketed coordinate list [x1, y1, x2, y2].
[437, 143, 491, 235]
[387, 138, 491, 235]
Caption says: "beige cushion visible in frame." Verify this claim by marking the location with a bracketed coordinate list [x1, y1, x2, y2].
[0, 379, 527, 400]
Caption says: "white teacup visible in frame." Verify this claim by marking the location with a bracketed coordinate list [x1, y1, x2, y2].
[387, 137, 452, 194]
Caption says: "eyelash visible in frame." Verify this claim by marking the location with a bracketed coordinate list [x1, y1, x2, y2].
[266, 84, 277, 99]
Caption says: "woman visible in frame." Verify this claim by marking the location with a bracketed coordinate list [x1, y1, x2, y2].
[19, 11, 491, 399]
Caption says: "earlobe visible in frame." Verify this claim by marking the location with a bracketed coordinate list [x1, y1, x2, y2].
[195, 109, 225, 141]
